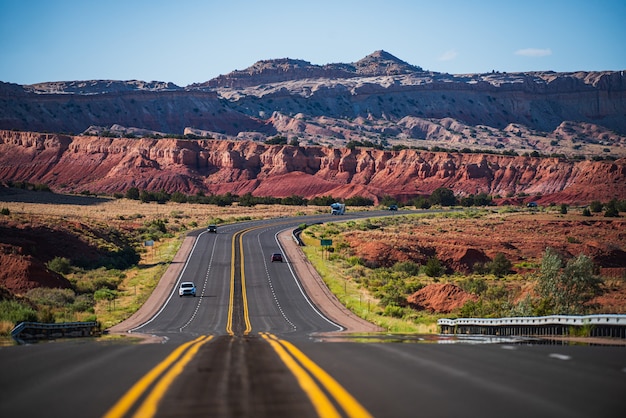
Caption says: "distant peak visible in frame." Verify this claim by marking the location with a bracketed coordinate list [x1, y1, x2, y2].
[367, 50, 400, 61]
[354, 50, 422, 75]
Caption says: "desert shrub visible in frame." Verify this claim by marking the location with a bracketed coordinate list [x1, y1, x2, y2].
[0, 300, 38, 324]
[589, 200, 603, 213]
[459, 299, 485, 317]
[581, 208, 591, 217]
[38, 307, 56, 323]
[487, 253, 512, 278]
[604, 200, 620, 217]
[347, 256, 365, 266]
[460, 277, 488, 295]
[560, 204, 568, 214]
[26, 288, 75, 308]
[423, 256, 444, 277]
[383, 304, 405, 318]
[71, 294, 94, 312]
[0, 207, 9, 216]
[124, 187, 139, 200]
[412, 196, 431, 209]
[47, 257, 72, 275]
[170, 192, 187, 203]
[392, 261, 420, 276]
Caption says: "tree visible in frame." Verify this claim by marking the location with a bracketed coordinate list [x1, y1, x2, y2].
[238, 192, 257, 207]
[46, 257, 72, 275]
[589, 200, 603, 213]
[125, 187, 140, 200]
[429, 188, 457, 206]
[488, 252, 512, 278]
[536, 248, 603, 314]
[423, 256, 444, 277]
[604, 199, 620, 217]
[560, 203, 568, 214]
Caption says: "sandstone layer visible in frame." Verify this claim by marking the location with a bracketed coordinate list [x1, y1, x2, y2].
[1, 130, 624, 204]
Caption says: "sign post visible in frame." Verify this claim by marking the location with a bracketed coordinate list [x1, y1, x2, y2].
[320, 239, 333, 259]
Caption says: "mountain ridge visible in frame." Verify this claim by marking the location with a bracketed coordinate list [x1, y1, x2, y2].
[0, 50, 624, 159]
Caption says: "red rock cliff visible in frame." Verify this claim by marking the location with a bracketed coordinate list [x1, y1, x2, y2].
[0, 130, 624, 204]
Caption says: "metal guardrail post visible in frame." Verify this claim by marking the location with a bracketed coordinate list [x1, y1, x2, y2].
[11, 321, 101, 344]
[437, 315, 626, 339]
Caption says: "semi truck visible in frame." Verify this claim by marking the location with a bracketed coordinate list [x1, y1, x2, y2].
[330, 202, 345, 215]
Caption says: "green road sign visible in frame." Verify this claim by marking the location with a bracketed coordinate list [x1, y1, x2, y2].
[320, 239, 333, 246]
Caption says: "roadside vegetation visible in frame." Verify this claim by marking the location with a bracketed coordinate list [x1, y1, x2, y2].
[299, 209, 624, 333]
[0, 194, 328, 338]
[1, 184, 624, 340]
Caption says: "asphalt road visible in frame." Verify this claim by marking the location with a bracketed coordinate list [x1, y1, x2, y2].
[1, 212, 625, 418]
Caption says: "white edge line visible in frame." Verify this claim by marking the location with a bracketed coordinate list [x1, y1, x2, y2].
[275, 229, 344, 331]
[129, 230, 207, 332]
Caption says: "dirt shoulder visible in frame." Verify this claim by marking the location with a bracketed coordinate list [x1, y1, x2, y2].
[107, 236, 196, 338]
[277, 230, 384, 333]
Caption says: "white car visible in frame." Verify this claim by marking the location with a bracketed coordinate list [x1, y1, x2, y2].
[179, 282, 196, 297]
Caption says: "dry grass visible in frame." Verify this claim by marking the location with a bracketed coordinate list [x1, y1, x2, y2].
[0, 191, 327, 227]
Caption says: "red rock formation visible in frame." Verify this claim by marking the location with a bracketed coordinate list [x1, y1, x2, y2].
[407, 283, 477, 313]
[1, 130, 624, 204]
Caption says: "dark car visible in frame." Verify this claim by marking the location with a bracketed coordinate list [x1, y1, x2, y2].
[271, 253, 283, 262]
[388, 205, 398, 211]
[207, 224, 217, 233]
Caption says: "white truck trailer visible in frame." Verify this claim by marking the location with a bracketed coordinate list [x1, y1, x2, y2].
[330, 202, 346, 215]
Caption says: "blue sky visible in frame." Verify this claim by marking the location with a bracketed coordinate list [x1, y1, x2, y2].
[1, 0, 624, 86]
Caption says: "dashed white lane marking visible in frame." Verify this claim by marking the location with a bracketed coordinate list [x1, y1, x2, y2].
[549, 353, 572, 361]
[501, 345, 517, 350]
[180, 233, 218, 332]
[258, 231, 297, 330]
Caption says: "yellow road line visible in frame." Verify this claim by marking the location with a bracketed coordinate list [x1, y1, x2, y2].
[263, 333, 373, 418]
[228, 225, 275, 336]
[132, 335, 213, 418]
[226, 229, 237, 335]
[260, 333, 341, 418]
[239, 229, 252, 335]
[103, 335, 212, 418]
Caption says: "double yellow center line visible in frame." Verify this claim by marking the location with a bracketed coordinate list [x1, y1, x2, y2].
[105, 223, 372, 418]
[261, 333, 373, 418]
[226, 226, 254, 335]
[103, 335, 213, 418]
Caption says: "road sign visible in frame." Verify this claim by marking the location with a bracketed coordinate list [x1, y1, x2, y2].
[144, 240, 154, 247]
[320, 239, 332, 246]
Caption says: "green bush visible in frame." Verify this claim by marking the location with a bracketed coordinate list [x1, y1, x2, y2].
[392, 261, 421, 276]
[383, 304, 405, 318]
[423, 257, 444, 277]
[487, 253, 512, 278]
[26, 288, 75, 307]
[0, 300, 38, 324]
[589, 200, 603, 213]
[47, 257, 72, 275]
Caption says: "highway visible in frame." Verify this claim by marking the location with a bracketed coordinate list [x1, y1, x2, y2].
[0, 212, 625, 418]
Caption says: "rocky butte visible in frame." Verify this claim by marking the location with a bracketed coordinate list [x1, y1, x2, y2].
[0, 50, 625, 203]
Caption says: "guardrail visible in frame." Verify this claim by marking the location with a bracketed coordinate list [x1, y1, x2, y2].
[438, 315, 626, 339]
[292, 227, 304, 246]
[11, 321, 101, 344]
